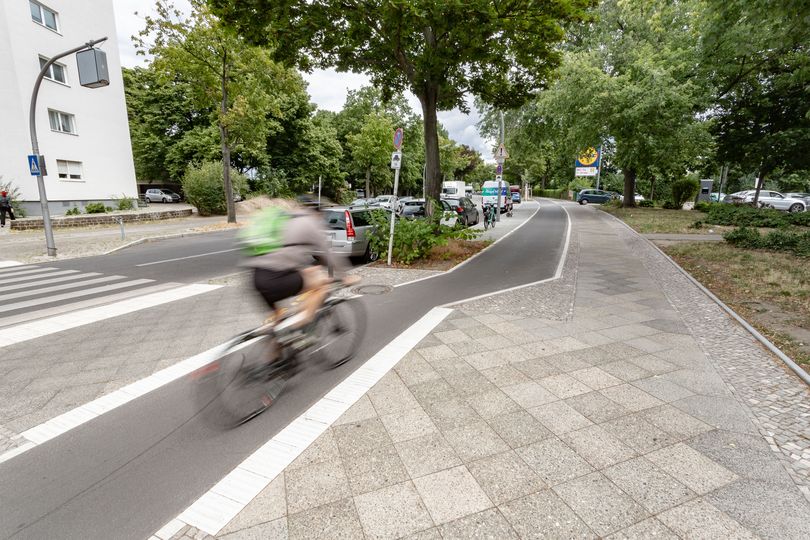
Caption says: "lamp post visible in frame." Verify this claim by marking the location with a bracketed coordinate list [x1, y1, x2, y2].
[29, 37, 108, 256]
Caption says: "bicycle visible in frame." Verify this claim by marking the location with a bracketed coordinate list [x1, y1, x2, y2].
[483, 203, 496, 230]
[194, 279, 366, 427]
[506, 203, 513, 218]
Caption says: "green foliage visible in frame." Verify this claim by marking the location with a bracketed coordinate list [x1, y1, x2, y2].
[0, 177, 26, 217]
[662, 201, 681, 210]
[671, 178, 700, 208]
[694, 201, 713, 212]
[182, 161, 247, 216]
[704, 204, 810, 228]
[638, 199, 655, 208]
[65, 207, 81, 216]
[724, 227, 810, 257]
[85, 203, 107, 214]
[115, 194, 135, 211]
[346, 112, 395, 197]
[533, 188, 568, 199]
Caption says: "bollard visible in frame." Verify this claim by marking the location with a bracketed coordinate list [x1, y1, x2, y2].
[115, 216, 125, 240]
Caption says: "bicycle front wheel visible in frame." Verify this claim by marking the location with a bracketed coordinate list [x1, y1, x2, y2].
[313, 297, 367, 368]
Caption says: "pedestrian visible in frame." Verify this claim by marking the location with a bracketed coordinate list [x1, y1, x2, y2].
[0, 190, 16, 227]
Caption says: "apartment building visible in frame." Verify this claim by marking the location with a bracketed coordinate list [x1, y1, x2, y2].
[0, 0, 137, 215]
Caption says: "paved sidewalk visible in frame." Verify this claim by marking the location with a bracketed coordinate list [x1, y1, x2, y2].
[167, 202, 810, 539]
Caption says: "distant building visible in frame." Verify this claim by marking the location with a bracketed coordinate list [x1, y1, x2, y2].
[0, 0, 137, 216]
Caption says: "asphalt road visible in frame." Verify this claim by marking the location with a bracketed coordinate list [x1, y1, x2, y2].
[0, 200, 568, 540]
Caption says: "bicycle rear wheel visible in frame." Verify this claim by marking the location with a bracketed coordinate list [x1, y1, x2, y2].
[312, 297, 367, 368]
[202, 333, 288, 427]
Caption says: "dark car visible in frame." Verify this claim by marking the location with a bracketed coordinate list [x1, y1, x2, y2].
[400, 199, 426, 218]
[441, 196, 479, 227]
[576, 189, 613, 205]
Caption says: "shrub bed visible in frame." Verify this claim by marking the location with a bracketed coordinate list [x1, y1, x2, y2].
[724, 227, 810, 257]
[705, 204, 809, 228]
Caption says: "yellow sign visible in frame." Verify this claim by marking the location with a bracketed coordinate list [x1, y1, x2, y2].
[578, 147, 599, 166]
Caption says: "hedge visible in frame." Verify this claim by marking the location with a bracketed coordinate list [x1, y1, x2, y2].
[724, 226, 810, 257]
[704, 204, 810, 228]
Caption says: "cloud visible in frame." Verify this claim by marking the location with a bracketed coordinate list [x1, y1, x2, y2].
[112, 1, 494, 159]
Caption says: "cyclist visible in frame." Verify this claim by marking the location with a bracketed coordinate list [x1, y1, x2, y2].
[240, 196, 359, 330]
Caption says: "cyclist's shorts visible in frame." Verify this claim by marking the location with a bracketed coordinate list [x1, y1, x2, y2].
[254, 268, 304, 307]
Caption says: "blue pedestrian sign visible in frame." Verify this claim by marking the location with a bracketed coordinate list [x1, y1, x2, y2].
[28, 155, 42, 176]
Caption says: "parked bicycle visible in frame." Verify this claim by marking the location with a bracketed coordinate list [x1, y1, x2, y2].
[193, 280, 366, 427]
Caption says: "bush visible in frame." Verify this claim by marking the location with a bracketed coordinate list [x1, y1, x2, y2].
[0, 177, 27, 217]
[533, 187, 568, 199]
[85, 202, 107, 214]
[115, 194, 135, 211]
[671, 178, 700, 208]
[181, 161, 247, 216]
[662, 200, 681, 210]
[724, 226, 810, 257]
[705, 204, 795, 228]
[638, 199, 655, 208]
[65, 207, 81, 216]
[694, 201, 713, 212]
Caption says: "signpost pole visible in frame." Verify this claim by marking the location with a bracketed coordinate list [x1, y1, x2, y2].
[317, 175, 322, 208]
[497, 112, 505, 222]
[387, 128, 404, 266]
[596, 146, 603, 191]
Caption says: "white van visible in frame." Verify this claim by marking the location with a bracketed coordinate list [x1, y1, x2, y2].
[442, 181, 467, 197]
[465, 184, 473, 196]
[482, 180, 510, 211]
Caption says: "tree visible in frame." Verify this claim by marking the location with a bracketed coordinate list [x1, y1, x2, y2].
[137, 0, 301, 222]
[454, 145, 482, 183]
[208, 0, 594, 214]
[346, 112, 395, 197]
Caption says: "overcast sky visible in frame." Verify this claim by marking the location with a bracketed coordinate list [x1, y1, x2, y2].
[111, 0, 495, 159]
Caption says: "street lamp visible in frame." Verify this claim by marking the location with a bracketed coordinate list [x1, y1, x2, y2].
[29, 37, 109, 256]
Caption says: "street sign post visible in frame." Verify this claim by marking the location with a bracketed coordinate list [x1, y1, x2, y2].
[574, 147, 600, 177]
[387, 129, 403, 266]
[495, 143, 508, 221]
[28, 155, 41, 176]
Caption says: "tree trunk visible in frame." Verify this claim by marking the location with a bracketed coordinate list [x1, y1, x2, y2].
[622, 167, 637, 208]
[649, 175, 656, 201]
[365, 167, 371, 198]
[220, 53, 236, 223]
[419, 85, 441, 217]
[752, 169, 766, 207]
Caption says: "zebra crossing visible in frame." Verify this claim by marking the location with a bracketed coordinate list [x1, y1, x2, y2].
[0, 263, 194, 329]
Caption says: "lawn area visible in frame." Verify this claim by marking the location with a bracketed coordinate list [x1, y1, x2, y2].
[599, 206, 733, 235]
[664, 242, 810, 373]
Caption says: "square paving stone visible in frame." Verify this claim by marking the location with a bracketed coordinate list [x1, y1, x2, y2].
[354, 481, 435, 540]
[418, 344, 457, 362]
[395, 353, 442, 387]
[439, 508, 518, 539]
[288, 430, 340, 470]
[501, 381, 558, 409]
[467, 450, 546, 505]
[641, 404, 712, 440]
[368, 374, 421, 415]
[334, 395, 378, 426]
[561, 424, 637, 470]
[435, 329, 470, 344]
[630, 377, 693, 403]
[565, 391, 630, 424]
[380, 407, 437, 443]
[486, 409, 552, 448]
[342, 444, 410, 495]
[671, 395, 757, 434]
[627, 354, 676, 375]
[624, 336, 672, 354]
[443, 421, 510, 463]
[553, 472, 649, 537]
[604, 518, 678, 539]
[657, 499, 758, 539]
[511, 358, 561, 380]
[287, 497, 364, 539]
[414, 335, 441, 349]
[218, 475, 286, 536]
[500, 490, 595, 539]
[395, 432, 462, 478]
[660, 369, 730, 398]
[465, 389, 521, 419]
[444, 371, 498, 398]
[601, 414, 675, 454]
[480, 365, 530, 388]
[424, 398, 482, 432]
[516, 437, 594, 486]
[285, 459, 351, 514]
[401, 528, 441, 540]
[521, 340, 565, 358]
[410, 379, 461, 408]
[413, 465, 493, 525]
[603, 457, 695, 514]
[569, 367, 623, 391]
[447, 340, 484, 356]
[600, 384, 662, 412]
[528, 400, 593, 435]
[429, 357, 475, 378]
[598, 342, 647, 360]
[646, 443, 738, 495]
[538, 373, 593, 399]
[219, 518, 287, 540]
[333, 417, 393, 458]
[599, 360, 652, 382]
[544, 352, 593, 373]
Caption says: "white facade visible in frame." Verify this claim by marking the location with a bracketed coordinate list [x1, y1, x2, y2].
[0, 0, 137, 215]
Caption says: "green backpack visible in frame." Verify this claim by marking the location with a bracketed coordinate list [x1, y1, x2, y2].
[239, 207, 290, 256]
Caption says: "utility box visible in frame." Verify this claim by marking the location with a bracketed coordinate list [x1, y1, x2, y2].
[76, 48, 110, 88]
[697, 179, 713, 202]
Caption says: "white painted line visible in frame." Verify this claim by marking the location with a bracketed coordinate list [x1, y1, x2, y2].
[0, 260, 24, 269]
[0, 272, 102, 293]
[392, 200, 543, 289]
[0, 269, 79, 285]
[0, 283, 221, 348]
[1, 275, 127, 300]
[0, 267, 65, 282]
[0, 279, 154, 313]
[136, 248, 240, 267]
[441, 201, 572, 307]
[155, 306, 453, 537]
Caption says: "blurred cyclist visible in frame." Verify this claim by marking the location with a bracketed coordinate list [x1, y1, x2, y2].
[240, 196, 359, 330]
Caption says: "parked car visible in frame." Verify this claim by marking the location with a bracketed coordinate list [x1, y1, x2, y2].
[785, 193, 810, 206]
[144, 188, 181, 203]
[400, 199, 426, 219]
[349, 198, 378, 208]
[374, 195, 396, 209]
[511, 192, 521, 203]
[321, 206, 385, 262]
[727, 190, 806, 212]
[710, 192, 727, 202]
[396, 196, 416, 214]
[576, 189, 614, 205]
[441, 196, 479, 227]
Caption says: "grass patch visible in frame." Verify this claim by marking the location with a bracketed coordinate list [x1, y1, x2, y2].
[600, 206, 734, 235]
[664, 242, 810, 373]
[372, 239, 491, 271]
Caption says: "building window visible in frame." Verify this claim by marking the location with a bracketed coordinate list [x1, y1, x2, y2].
[48, 110, 76, 134]
[39, 57, 67, 84]
[29, 1, 58, 31]
[57, 160, 83, 180]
